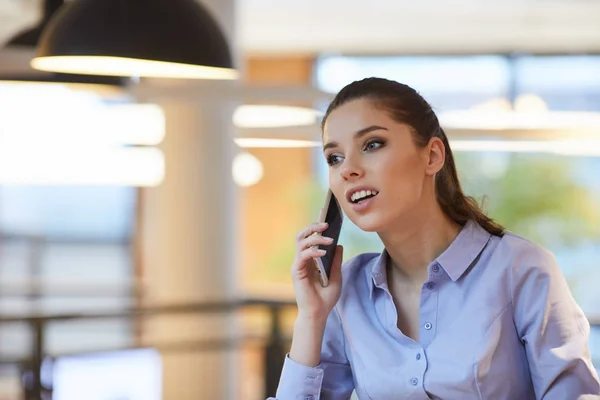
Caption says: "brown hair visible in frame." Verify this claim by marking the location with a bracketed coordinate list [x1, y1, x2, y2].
[321, 77, 505, 237]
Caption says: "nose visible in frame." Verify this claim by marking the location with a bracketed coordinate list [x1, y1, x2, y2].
[339, 155, 364, 181]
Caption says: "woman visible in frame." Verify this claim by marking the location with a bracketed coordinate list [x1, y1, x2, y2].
[269, 77, 600, 399]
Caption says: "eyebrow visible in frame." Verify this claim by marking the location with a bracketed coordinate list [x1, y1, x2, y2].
[323, 125, 388, 152]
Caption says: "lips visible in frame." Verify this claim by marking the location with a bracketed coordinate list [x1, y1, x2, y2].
[346, 186, 380, 203]
[349, 192, 378, 212]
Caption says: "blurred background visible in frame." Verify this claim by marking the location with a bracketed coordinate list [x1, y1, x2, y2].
[0, 0, 598, 399]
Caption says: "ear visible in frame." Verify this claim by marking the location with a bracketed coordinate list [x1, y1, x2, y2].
[424, 137, 445, 176]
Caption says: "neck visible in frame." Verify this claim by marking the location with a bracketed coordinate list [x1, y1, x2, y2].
[378, 199, 461, 284]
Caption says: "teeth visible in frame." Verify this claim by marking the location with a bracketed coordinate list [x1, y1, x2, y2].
[351, 189, 379, 202]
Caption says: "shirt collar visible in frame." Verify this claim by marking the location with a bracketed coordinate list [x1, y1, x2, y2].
[368, 220, 492, 297]
[437, 219, 492, 281]
[368, 249, 389, 299]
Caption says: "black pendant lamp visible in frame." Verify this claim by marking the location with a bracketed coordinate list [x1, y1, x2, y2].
[8, 0, 63, 47]
[4, 0, 125, 89]
[31, 0, 239, 80]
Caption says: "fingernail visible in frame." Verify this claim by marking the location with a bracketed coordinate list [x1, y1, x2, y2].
[324, 237, 334, 242]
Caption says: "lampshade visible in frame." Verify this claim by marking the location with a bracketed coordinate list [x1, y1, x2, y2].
[3, 0, 127, 93]
[31, 0, 239, 80]
[7, 0, 59, 48]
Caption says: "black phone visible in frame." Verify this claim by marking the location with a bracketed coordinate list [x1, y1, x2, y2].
[313, 189, 343, 286]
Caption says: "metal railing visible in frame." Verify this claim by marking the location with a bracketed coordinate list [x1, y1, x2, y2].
[0, 298, 297, 400]
[0, 234, 299, 399]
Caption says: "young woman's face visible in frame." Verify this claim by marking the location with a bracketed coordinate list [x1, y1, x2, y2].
[322, 98, 440, 232]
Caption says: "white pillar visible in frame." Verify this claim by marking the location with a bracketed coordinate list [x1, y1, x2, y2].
[136, 1, 241, 399]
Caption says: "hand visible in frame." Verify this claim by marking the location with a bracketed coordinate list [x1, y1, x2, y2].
[291, 222, 344, 323]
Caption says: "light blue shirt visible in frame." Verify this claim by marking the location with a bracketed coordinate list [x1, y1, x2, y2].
[270, 220, 600, 399]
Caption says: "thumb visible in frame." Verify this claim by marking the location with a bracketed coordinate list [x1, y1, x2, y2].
[328, 245, 344, 285]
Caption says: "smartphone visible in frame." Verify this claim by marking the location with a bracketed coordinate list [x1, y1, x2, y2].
[312, 189, 343, 287]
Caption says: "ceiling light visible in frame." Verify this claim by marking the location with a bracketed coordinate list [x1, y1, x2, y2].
[233, 105, 320, 128]
[441, 94, 600, 134]
[450, 139, 600, 157]
[234, 138, 320, 148]
[232, 152, 263, 187]
[513, 94, 548, 113]
[0, 146, 164, 187]
[31, 0, 238, 80]
[0, 103, 165, 147]
[440, 110, 600, 132]
[0, 84, 165, 146]
[0, 77, 125, 97]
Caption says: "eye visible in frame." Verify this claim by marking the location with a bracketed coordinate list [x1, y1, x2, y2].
[363, 139, 384, 151]
[326, 154, 343, 166]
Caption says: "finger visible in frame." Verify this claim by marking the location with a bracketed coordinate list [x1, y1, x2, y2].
[298, 235, 334, 251]
[292, 248, 325, 275]
[298, 246, 326, 264]
[291, 247, 326, 278]
[328, 245, 344, 285]
[295, 222, 328, 242]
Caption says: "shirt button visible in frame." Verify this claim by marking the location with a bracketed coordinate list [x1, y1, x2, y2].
[426, 282, 435, 290]
[432, 264, 440, 273]
[416, 353, 421, 360]
[424, 322, 432, 330]
[410, 377, 419, 386]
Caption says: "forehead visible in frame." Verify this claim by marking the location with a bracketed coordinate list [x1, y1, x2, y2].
[323, 98, 400, 142]
[324, 99, 389, 136]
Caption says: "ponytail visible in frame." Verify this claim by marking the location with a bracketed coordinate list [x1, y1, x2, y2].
[435, 128, 505, 236]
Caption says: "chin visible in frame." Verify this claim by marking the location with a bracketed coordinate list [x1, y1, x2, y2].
[349, 214, 388, 233]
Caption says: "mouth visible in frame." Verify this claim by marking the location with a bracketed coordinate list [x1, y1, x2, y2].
[348, 189, 379, 204]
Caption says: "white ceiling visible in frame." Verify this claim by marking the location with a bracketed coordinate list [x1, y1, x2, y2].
[1, 0, 600, 56]
[238, 0, 600, 54]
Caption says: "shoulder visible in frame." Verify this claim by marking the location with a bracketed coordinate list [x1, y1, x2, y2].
[499, 233, 589, 343]
[497, 231, 557, 268]
[496, 231, 564, 297]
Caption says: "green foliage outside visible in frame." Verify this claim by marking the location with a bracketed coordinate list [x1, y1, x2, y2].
[455, 152, 600, 247]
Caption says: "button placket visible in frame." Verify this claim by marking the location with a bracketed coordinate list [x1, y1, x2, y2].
[410, 346, 428, 393]
[418, 272, 440, 348]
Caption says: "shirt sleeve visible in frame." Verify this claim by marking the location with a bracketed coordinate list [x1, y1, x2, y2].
[270, 306, 355, 400]
[511, 246, 600, 399]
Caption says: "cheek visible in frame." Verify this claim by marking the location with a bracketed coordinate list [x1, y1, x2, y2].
[385, 177, 423, 207]
[328, 174, 346, 206]
[380, 157, 426, 202]
[381, 152, 424, 181]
